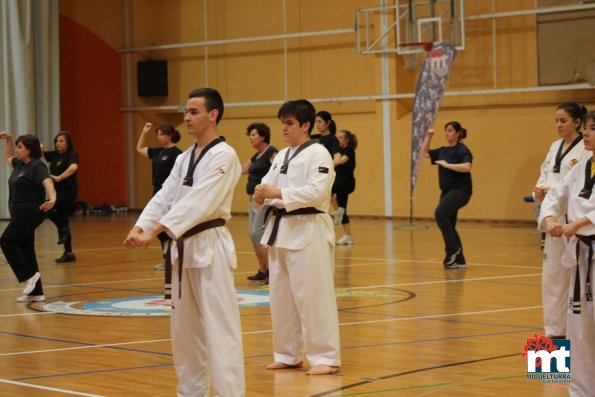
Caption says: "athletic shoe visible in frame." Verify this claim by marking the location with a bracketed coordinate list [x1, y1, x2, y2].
[22, 272, 40, 295]
[443, 248, 461, 266]
[336, 235, 354, 245]
[153, 263, 166, 270]
[247, 270, 268, 284]
[333, 207, 345, 225]
[17, 294, 45, 302]
[444, 262, 467, 270]
[55, 252, 76, 263]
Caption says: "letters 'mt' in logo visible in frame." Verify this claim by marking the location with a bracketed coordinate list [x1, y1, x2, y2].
[521, 333, 571, 373]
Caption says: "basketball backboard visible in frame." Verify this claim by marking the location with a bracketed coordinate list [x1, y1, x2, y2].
[356, 0, 465, 56]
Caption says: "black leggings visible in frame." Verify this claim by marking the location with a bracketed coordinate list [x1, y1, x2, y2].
[0, 208, 45, 295]
[48, 187, 77, 252]
[434, 188, 471, 256]
[335, 192, 350, 225]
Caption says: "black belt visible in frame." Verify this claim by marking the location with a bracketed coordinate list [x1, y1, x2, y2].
[264, 207, 324, 246]
[573, 235, 594, 313]
[165, 218, 226, 299]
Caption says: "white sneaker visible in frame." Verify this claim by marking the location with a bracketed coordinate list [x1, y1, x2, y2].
[22, 272, 40, 295]
[153, 263, 166, 270]
[17, 295, 45, 302]
[336, 235, 354, 245]
[333, 207, 345, 225]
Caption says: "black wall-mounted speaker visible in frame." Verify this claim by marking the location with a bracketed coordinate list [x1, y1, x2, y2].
[137, 60, 168, 97]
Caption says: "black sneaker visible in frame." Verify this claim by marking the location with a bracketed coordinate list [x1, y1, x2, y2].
[247, 270, 268, 284]
[55, 252, 76, 263]
[443, 248, 461, 266]
[444, 262, 466, 270]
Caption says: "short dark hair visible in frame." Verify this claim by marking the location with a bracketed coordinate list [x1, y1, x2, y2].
[277, 99, 316, 133]
[16, 134, 42, 159]
[54, 131, 75, 152]
[157, 124, 181, 144]
[585, 110, 595, 126]
[246, 122, 271, 144]
[445, 121, 467, 142]
[188, 87, 224, 124]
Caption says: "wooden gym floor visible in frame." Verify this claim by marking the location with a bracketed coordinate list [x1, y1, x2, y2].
[0, 214, 566, 396]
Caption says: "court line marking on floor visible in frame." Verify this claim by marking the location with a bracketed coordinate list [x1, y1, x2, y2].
[0, 305, 542, 357]
[1, 328, 538, 384]
[0, 272, 541, 312]
[348, 272, 542, 290]
[0, 260, 541, 292]
[317, 353, 521, 397]
[0, 378, 105, 397]
[0, 311, 56, 318]
[0, 338, 171, 357]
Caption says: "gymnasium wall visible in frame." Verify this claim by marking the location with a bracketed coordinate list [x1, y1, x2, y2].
[60, 0, 595, 221]
[59, 0, 126, 206]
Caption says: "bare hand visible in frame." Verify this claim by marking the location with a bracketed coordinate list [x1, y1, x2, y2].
[253, 190, 265, 204]
[142, 122, 152, 134]
[123, 227, 143, 249]
[0, 131, 12, 140]
[435, 160, 448, 168]
[39, 200, 55, 212]
[562, 223, 578, 238]
[532, 186, 545, 201]
[545, 217, 563, 237]
[254, 184, 281, 200]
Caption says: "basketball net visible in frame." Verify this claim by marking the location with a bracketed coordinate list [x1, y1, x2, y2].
[400, 42, 433, 70]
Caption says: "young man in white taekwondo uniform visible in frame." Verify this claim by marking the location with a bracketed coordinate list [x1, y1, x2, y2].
[124, 88, 245, 397]
[253, 99, 341, 375]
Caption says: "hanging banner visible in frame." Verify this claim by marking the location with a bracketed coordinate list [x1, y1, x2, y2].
[410, 43, 457, 195]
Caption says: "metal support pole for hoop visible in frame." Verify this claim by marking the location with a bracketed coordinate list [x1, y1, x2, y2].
[395, 194, 428, 230]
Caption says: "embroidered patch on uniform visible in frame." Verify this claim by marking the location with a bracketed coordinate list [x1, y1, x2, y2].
[318, 167, 329, 174]
[570, 159, 578, 167]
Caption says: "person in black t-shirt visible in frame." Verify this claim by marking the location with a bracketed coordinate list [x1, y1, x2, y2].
[44, 131, 79, 263]
[241, 123, 277, 283]
[137, 122, 183, 301]
[311, 111, 341, 162]
[137, 123, 183, 195]
[422, 121, 473, 269]
[333, 130, 357, 245]
[0, 132, 56, 302]
[311, 111, 343, 218]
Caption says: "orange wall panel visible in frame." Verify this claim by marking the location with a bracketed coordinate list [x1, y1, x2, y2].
[59, 14, 126, 206]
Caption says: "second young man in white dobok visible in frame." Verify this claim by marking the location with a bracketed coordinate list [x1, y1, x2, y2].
[253, 99, 341, 375]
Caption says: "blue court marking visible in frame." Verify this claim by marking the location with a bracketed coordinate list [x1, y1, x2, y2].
[81, 295, 167, 313]
[0, 331, 172, 357]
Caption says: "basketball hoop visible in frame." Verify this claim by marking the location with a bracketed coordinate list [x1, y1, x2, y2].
[399, 42, 433, 70]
